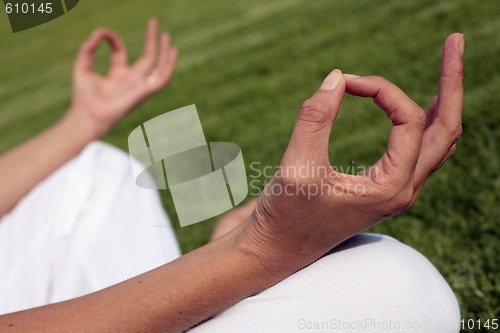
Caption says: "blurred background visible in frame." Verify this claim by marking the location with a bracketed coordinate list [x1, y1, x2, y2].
[0, 0, 498, 330]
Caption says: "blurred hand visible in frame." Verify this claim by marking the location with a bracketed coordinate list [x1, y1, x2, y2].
[67, 18, 178, 138]
[237, 33, 464, 275]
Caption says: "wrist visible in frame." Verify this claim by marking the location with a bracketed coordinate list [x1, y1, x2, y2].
[209, 221, 290, 285]
[233, 215, 315, 280]
[56, 108, 103, 149]
[235, 192, 350, 278]
[62, 106, 109, 141]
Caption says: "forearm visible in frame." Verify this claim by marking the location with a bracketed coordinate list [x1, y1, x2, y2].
[0, 110, 99, 217]
[0, 227, 286, 333]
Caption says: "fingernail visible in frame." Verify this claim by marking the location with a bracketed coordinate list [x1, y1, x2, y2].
[459, 34, 465, 57]
[343, 74, 361, 79]
[320, 69, 343, 91]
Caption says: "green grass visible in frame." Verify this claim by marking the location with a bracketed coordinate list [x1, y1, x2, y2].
[0, 0, 498, 331]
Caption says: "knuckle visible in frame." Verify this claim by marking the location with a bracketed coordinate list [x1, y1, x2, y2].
[417, 109, 427, 125]
[442, 70, 464, 82]
[411, 109, 427, 132]
[298, 98, 332, 125]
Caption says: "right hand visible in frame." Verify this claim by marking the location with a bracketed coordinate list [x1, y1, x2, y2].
[236, 33, 464, 276]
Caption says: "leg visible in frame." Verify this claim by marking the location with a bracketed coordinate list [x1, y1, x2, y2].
[0, 142, 181, 314]
[190, 234, 460, 333]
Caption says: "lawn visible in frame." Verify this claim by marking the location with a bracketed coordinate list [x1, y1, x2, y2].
[0, 0, 498, 331]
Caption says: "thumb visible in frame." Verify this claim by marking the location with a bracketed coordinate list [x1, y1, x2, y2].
[285, 69, 346, 165]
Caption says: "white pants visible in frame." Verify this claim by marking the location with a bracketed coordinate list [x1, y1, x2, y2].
[0, 142, 460, 332]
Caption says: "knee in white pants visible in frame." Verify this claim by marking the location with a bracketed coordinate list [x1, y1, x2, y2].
[190, 233, 460, 333]
[0, 141, 180, 314]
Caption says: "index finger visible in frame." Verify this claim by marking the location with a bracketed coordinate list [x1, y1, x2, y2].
[74, 29, 126, 74]
[345, 76, 426, 183]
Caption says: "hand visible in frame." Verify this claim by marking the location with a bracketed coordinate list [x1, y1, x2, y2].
[237, 33, 464, 275]
[67, 18, 178, 138]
